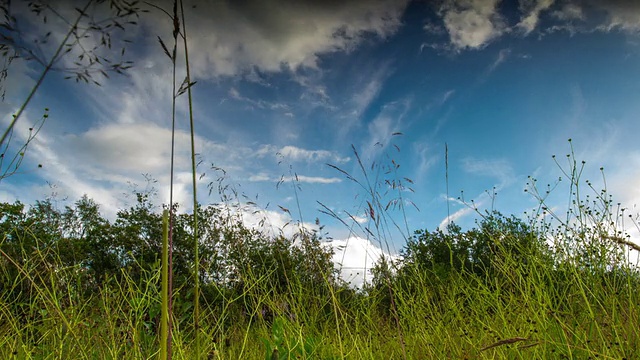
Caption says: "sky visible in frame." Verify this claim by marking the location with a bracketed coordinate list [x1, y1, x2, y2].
[2, 0, 640, 287]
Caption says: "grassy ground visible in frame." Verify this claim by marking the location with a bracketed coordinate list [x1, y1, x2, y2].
[1, 222, 639, 359]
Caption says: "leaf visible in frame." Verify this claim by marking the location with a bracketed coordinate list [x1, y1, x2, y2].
[176, 77, 197, 97]
[157, 36, 172, 61]
[365, 227, 375, 237]
[278, 205, 290, 215]
[367, 201, 375, 220]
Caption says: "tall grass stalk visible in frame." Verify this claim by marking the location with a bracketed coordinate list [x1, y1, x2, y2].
[161, 209, 169, 360]
[177, 1, 201, 357]
[157, 1, 183, 357]
[324, 139, 413, 359]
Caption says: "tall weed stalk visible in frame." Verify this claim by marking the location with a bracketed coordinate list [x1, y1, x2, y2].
[177, 0, 201, 356]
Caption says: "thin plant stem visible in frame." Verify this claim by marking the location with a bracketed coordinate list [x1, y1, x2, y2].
[178, 0, 200, 357]
[161, 209, 169, 360]
[166, 1, 180, 358]
[446, 142, 450, 227]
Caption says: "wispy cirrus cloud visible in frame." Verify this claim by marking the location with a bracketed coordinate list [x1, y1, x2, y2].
[485, 48, 511, 75]
[249, 174, 342, 184]
[551, 3, 584, 21]
[461, 157, 516, 187]
[435, 157, 518, 229]
[228, 87, 293, 115]
[517, 0, 556, 34]
[360, 97, 412, 162]
[256, 145, 350, 164]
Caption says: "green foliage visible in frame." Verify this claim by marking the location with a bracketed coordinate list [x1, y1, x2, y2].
[0, 192, 341, 336]
[261, 317, 318, 360]
[367, 212, 553, 316]
[399, 212, 551, 281]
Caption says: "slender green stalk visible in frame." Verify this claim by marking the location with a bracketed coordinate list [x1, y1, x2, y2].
[0, 0, 94, 147]
[161, 209, 169, 360]
[166, 1, 181, 357]
[177, 1, 200, 357]
[445, 142, 450, 226]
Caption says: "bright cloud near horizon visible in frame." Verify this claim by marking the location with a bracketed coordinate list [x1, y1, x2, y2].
[3, 0, 640, 285]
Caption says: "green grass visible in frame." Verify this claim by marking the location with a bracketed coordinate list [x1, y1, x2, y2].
[2, 251, 638, 359]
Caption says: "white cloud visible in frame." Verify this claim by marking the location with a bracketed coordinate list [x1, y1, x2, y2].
[487, 48, 511, 74]
[227, 87, 292, 113]
[423, 22, 446, 34]
[437, 157, 518, 230]
[413, 141, 439, 177]
[221, 202, 317, 239]
[279, 145, 349, 163]
[439, 0, 506, 50]
[257, 144, 350, 164]
[441, 89, 456, 104]
[336, 61, 395, 140]
[546, 1, 640, 34]
[249, 173, 342, 184]
[361, 98, 411, 161]
[213, 203, 401, 287]
[431, 0, 640, 49]
[517, 0, 555, 34]
[462, 157, 516, 187]
[351, 77, 384, 118]
[327, 236, 398, 288]
[351, 214, 369, 224]
[61, 122, 179, 174]
[594, 0, 640, 32]
[551, 3, 585, 21]
[438, 205, 476, 230]
[20, 130, 126, 219]
[294, 175, 342, 184]
[248, 173, 271, 182]
[157, 0, 409, 78]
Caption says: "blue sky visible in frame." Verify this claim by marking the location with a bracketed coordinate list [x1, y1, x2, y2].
[3, 0, 640, 286]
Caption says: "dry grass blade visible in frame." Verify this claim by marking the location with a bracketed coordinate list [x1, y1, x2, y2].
[326, 163, 356, 182]
[517, 341, 542, 349]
